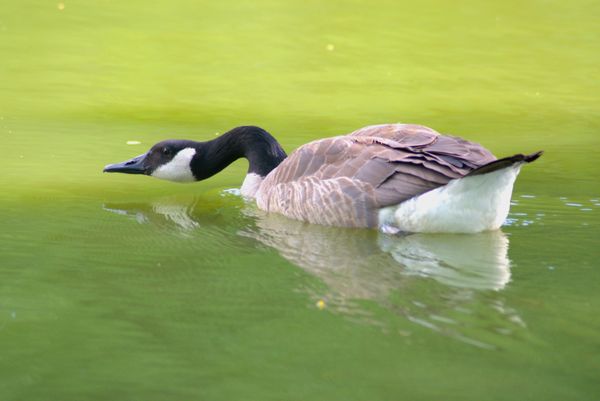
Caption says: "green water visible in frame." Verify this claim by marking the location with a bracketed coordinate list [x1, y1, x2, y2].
[1, 0, 599, 399]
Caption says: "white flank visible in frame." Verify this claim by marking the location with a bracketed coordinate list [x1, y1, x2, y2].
[240, 173, 263, 198]
[151, 148, 197, 182]
[378, 165, 522, 233]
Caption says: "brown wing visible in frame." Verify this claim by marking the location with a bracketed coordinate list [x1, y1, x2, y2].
[256, 124, 497, 228]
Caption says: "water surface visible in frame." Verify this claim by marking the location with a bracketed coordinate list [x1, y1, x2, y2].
[1, 0, 599, 400]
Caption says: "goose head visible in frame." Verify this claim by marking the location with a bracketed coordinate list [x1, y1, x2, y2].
[104, 140, 200, 182]
[103, 127, 287, 193]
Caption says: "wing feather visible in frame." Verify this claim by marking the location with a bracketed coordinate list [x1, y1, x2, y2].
[257, 124, 497, 227]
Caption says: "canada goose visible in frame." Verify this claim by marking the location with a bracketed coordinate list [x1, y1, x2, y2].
[103, 124, 542, 233]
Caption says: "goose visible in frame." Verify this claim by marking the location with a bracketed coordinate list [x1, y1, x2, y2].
[103, 124, 542, 233]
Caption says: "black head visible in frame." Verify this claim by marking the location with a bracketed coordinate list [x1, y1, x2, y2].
[103, 140, 200, 182]
[104, 126, 287, 185]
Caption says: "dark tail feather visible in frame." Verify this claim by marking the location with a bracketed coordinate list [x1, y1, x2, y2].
[467, 151, 543, 177]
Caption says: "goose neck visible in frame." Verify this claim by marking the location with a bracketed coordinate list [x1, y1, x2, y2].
[192, 126, 287, 181]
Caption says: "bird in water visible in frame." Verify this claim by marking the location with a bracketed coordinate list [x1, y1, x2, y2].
[103, 124, 542, 233]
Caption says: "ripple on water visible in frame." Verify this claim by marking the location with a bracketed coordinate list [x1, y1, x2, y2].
[92, 193, 538, 348]
[87, 190, 598, 350]
[241, 209, 532, 348]
[506, 193, 598, 229]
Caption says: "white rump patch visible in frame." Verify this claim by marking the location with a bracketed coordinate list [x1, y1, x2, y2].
[240, 173, 263, 198]
[379, 165, 522, 233]
[151, 148, 197, 182]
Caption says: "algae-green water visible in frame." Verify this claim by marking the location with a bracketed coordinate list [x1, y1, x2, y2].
[1, 1, 599, 399]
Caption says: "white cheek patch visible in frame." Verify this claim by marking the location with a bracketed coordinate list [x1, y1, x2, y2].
[151, 147, 197, 182]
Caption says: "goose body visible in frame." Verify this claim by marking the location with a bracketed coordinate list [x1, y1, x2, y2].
[104, 124, 542, 233]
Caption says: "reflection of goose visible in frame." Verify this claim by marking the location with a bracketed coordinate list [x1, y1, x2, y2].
[104, 196, 511, 294]
[242, 208, 511, 294]
[104, 124, 542, 233]
[104, 200, 199, 231]
[378, 233, 510, 291]
[103, 196, 523, 347]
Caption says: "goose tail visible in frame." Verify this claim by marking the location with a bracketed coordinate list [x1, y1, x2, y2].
[466, 150, 543, 177]
[379, 151, 543, 234]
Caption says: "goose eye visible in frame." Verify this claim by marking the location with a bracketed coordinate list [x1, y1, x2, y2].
[162, 148, 171, 155]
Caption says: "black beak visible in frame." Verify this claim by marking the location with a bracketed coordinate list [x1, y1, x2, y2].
[103, 153, 149, 174]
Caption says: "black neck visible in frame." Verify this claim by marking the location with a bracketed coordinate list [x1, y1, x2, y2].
[191, 126, 287, 180]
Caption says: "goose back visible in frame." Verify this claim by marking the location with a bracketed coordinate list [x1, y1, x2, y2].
[256, 124, 497, 228]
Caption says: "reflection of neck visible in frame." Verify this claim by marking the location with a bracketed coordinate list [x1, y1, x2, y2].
[192, 126, 287, 180]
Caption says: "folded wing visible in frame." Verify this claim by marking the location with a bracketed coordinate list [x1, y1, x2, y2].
[256, 124, 497, 227]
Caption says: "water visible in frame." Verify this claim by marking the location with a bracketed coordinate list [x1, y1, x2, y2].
[1, 0, 599, 399]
